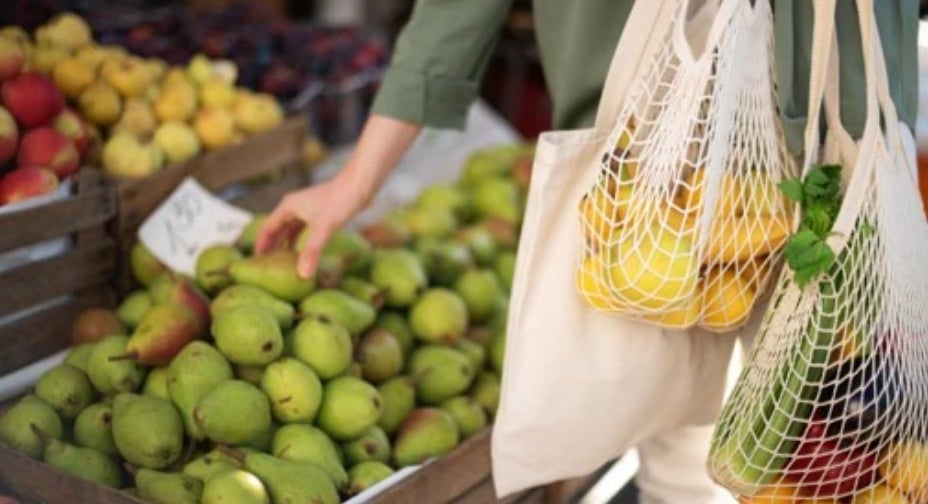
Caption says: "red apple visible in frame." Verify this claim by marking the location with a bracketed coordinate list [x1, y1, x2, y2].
[1, 72, 65, 128]
[0, 36, 25, 81]
[0, 105, 18, 165]
[785, 420, 879, 498]
[0, 166, 59, 205]
[52, 108, 91, 158]
[18, 127, 79, 179]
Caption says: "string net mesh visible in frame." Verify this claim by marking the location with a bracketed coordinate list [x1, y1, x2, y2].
[708, 103, 928, 503]
[576, 0, 796, 332]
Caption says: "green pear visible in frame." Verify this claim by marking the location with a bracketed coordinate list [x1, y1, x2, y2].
[196, 245, 243, 294]
[393, 408, 460, 467]
[183, 449, 242, 481]
[440, 397, 487, 439]
[117, 290, 153, 328]
[235, 365, 266, 386]
[87, 335, 145, 394]
[260, 358, 322, 424]
[149, 278, 211, 334]
[142, 367, 170, 400]
[455, 225, 498, 267]
[0, 395, 63, 458]
[147, 273, 177, 304]
[374, 311, 414, 356]
[290, 316, 352, 380]
[415, 183, 473, 221]
[490, 331, 506, 373]
[35, 364, 94, 420]
[455, 339, 487, 370]
[125, 302, 200, 365]
[64, 343, 94, 372]
[202, 469, 269, 504]
[73, 402, 117, 456]
[316, 376, 382, 441]
[212, 305, 283, 366]
[270, 424, 347, 488]
[112, 393, 184, 469]
[241, 452, 339, 504]
[409, 345, 475, 405]
[211, 284, 295, 331]
[458, 151, 509, 188]
[236, 213, 267, 254]
[409, 288, 468, 345]
[243, 420, 277, 452]
[415, 238, 474, 286]
[397, 206, 458, 239]
[361, 213, 412, 247]
[130, 242, 167, 287]
[136, 468, 203, 504]
[338, 277, 386, 309]
[454, 269, 500, 323]
[356, 329, 404, 384]
[471, 371, 501, 417]
[298, 289, 376, 336]
[376, 376, 416, 434]
[321, 229, 373, 275]
[194, 380, 271, 445]
[341, 362, 364, 379]
[494, 251, 517, 291]
[347, 461, 394, 496]
[471, 177, 522, 225]
[342, 426, 390, 465]
[369, 249, 427, 308]
[229, 250, 315, 302]
[315, 253, 349, 289]
[464, 326, 495, 348]
[39, 431, 122, 487]
[167, 341, 233, 439]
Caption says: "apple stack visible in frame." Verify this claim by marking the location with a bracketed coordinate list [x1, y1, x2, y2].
[0, 32, 91, 207]
[0, 12, 285, 181]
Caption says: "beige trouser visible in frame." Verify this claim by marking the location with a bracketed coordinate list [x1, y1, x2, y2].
[635, 424, 738, 504]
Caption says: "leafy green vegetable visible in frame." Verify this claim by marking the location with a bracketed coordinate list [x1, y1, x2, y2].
[778, 164, 844, 287]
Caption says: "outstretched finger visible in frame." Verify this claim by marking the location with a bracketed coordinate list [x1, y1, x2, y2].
[255, 205, 293, 255]
[296, 223, 332, 279]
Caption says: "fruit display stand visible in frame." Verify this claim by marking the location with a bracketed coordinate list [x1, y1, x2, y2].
[111, 115, 309, 293]
[0, 169, 116, 374]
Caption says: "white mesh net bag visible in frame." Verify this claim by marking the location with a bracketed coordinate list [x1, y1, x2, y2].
[576, 0, 797, 332]
[709, 0, 928, 501]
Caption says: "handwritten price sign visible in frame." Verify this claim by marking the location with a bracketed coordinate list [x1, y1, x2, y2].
[139, 178, 253, 276]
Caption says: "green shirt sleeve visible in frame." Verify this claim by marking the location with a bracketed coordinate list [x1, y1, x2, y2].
[774, 0, 919, 158]
[371, 0, 515, 130]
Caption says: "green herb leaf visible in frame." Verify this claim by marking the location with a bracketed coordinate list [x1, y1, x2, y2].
[778, 178, 804, 203]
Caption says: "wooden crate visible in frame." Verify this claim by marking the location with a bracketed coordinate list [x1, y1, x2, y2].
[0, 170, 117, 375]
[111, 116, 310, 293]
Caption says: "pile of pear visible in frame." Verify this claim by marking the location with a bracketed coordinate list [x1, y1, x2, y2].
[0, 144, 533, 504]
[2, 13, 284, 179]
[577, 132, 793, 332]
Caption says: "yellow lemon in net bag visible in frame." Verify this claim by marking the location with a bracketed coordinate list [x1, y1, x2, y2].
[608, 225, 698, 312]
[879, 440, 928, 494]
[700, 267, 755, 332]
[576, 255, 613, 311]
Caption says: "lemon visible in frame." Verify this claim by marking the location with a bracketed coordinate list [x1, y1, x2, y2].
[609, 225, 698, 311]
[644, 293, 701, 328]
[850, 485, 912, 504]
[741, 171, 786, 216]
[677, 169, 742, 215]
[576, 256, 613, 311]
[700, 268, 755, 332]
[704, 215, 790, 264]
[579, 186, 631, 245]
[880, 440, 928, 494]
[738, 484, 806, 504]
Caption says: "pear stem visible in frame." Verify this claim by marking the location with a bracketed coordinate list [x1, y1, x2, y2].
[215, 445, 246, 465]
[108, 351, 139, 362]
[29, 423, 50, 446]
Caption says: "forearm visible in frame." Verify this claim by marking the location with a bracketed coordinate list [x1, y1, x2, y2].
[337, 114, 422, 211]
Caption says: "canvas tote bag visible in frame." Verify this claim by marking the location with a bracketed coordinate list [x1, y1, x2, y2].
[490, 0, 776, 496]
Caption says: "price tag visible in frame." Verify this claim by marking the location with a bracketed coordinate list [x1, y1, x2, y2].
[139, 177, 253, 276]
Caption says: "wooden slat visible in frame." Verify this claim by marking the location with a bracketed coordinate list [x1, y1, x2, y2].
[541, 472, 603, 504]
[0, 240, 115, 318]
[115, 117, 306, 238]
[0, 444, 143, 504]
[370, 429, 493, 504]
[230, 163, 310, 213]
[0, 288, 113, 375]
[0, 171, 115, 253]
[453, 477, 529, 504]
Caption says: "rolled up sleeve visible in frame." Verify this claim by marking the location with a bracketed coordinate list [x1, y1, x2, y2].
[371, 0, 514, 130]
